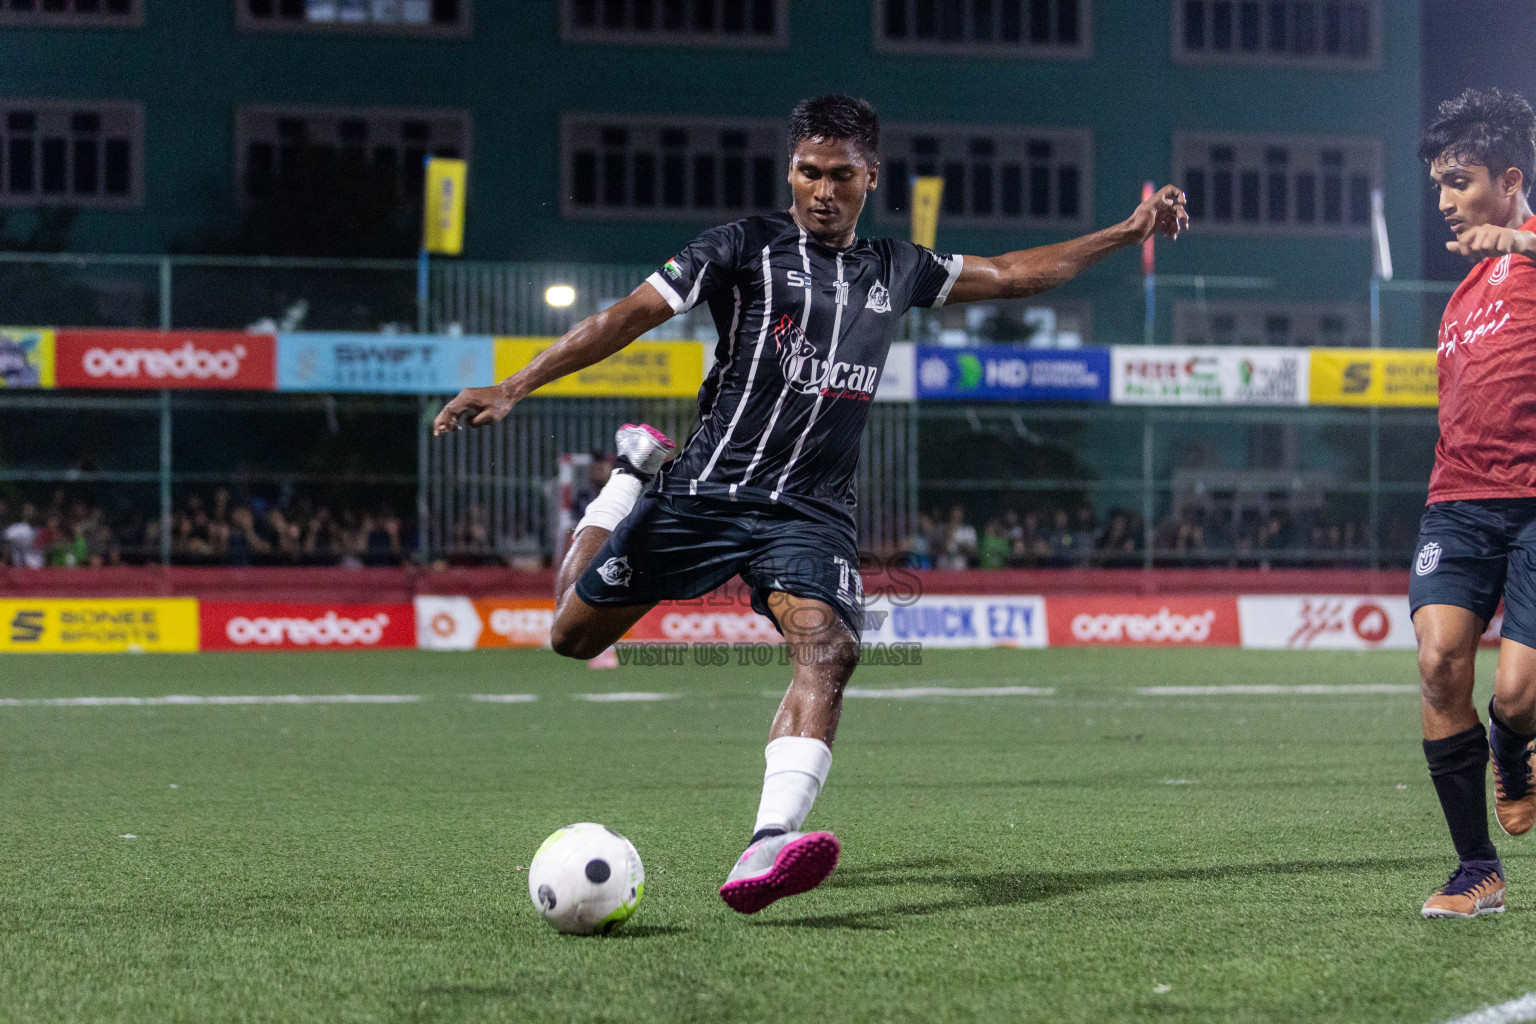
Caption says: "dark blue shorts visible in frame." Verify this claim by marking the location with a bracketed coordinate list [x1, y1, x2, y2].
[1410, 498, 1536, 649]
[574, 492, 864, 640]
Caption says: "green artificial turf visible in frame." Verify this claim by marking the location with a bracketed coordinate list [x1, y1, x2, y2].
[0, 648, 1524, 1023]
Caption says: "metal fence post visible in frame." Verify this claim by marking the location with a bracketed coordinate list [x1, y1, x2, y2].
[159, 390, 172, 566]
[1369, 409, 1382, 570]
[1141, 410, 1155, 569]
[159, 257, 172, 330]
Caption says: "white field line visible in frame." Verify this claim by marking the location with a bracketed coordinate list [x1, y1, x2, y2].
[1139, 684, 1418, 696]
[575, 692, 680, 702]
[468, 694, 539, 703]
[0, 694, 422, 707]
[845, 686, 1055, 699]
[1442, 992, 1536, 1024]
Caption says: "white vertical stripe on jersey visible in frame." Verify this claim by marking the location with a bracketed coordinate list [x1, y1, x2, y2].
[933, 254, 965, 307]
[696, 247, 773, 484]
[771, 250, 845, 502]
[661, 283, 742, 494]
[742, 226, 812, 487]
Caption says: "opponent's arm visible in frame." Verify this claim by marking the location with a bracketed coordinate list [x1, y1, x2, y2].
[945, 184, 1188, 305]
[1447, 224, 1536, 261]
[431, 282, 675, 435]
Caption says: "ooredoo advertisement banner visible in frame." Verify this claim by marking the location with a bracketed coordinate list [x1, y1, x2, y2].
[1046, 596, 1240, 646]
[200, 603, 415, 651]
[1111, 347, 1309, 406]
[1237, 595, 1415, 650]
[0, 598, 199, 653]
[622, 600, 783, 644]
[55, 330, 277, 390]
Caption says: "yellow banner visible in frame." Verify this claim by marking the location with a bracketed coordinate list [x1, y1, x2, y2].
[422, 157, 468, 255]
[0, 327, 55, 388]
[494, 338, 704, 398]
[1309, 348, 1438, 407]
[910, 176, 944, 249]
[0, 599, 199, 653]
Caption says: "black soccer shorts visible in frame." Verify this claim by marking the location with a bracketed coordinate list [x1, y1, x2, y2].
[1409, 498, 1536, 649]
[574, 491, 864, 641]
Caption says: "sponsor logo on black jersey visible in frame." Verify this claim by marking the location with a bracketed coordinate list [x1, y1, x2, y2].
[771, 314, 879, 401]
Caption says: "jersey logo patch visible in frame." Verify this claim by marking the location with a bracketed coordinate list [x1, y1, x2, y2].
[1416, 542, 1442, 577]
[1490, 254, 1513, 286]
[597, 556, 632, 588]
[663, 259, 683, 281]
[865, 280, 891, 314]
[772, 314, 830, 395]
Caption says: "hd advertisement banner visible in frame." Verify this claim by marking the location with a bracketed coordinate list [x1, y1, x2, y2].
[915, 346, 1110, 402]
[1111, 346, 1309, 406]
[276, 334, 495, 393]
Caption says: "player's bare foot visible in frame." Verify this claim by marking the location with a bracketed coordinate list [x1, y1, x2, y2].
[1422, 860, 1506, 918]
[719, 831, 840, 914]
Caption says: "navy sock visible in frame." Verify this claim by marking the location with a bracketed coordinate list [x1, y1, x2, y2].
[749, 827, 785, 846]
[1424, 724, 1498, 863]
[1489, 698, 1536, 764]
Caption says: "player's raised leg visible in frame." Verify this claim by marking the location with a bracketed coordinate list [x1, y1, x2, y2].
[1489, 639, 1536, 836]
[1416, 604, 1505, 918]
[720, 592, 858, 914]
[548, 424, 674, 660]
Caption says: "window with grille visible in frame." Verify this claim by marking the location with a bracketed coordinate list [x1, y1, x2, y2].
[562, 116, 786, 220]
[0, 0, 140, 25]
[0, 102, 141, 208]
[1174, 301, 1370, 347]
[563, 0, 786, 45]
[877, 126, 1091, 229]
[238, 0, 469, 35]
[236, 106, 470, 205]
[1175, 133, 1378, 235]
[1174, 1, 1378, 66]
[875, 0, 1090, 56]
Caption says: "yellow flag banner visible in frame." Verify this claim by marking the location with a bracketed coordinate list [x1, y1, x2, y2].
[1309, 348, 1438, 407]
[0, 327, 54, 388]
[910, 176, 944, 249]
[494, 339, 705, 398]
[422, 157, 468, 255]
[0, 598, 199, 653]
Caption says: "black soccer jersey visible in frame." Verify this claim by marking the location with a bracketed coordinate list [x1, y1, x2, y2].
[645, 211, 962, 531]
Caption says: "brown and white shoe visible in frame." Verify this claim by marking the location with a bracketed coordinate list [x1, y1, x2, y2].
[1422, 860, 1506, 919]
[1490, 724, 1536, 837]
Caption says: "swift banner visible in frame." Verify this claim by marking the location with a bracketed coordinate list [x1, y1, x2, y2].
[0, 598, 199, 653]
[1111, 347, 1309, 406]
[494, 338, 704, 397]
[1309, 348, 1437, 407]
[55, 330, 276, 390]
[915, 346, 1110, 402]
[0, 328, 54, 388]
[277, 334, 495, 393]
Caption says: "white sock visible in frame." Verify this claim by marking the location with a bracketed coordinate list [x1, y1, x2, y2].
[752, 736, 833, 836]
[574, 472, 643, 535]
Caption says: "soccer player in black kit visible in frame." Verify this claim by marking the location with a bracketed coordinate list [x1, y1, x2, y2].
[435, 96, 1187, 913]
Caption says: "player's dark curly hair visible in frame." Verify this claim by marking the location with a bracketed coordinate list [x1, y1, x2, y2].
[1420, 87, 1536, 193]
[787, 95, 880, 163]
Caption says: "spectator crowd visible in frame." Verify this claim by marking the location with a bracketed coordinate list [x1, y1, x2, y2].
[902, 503, 1381, 570]
[1, 489, 409, 568]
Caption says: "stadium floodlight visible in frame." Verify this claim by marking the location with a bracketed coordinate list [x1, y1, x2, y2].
[545, 285, 577, 308]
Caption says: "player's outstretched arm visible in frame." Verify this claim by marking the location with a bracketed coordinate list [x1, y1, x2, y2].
[431, 282, 675, 435]
[1446, 223, 1536, 261]
[945, 184, 1188, 305]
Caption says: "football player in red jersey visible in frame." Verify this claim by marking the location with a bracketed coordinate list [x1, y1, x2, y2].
[1413, 89, 1536, 919]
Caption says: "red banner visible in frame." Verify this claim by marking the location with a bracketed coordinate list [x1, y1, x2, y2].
[56, 330, 276, 390]
[1046, 596, 1240, 647]
[622, 599, 782, 644]
[201, 602, 415, 651]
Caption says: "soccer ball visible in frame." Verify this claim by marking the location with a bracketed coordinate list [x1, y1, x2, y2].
[527, 823, 645, 935]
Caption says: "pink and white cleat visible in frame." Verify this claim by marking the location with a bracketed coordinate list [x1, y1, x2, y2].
[613, 423, 675, 482]
[718, 831, 841, 914]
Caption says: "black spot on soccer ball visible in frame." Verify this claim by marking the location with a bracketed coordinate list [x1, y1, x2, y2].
[537, 884, 557, 911]
[585, 858, 611, 884]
